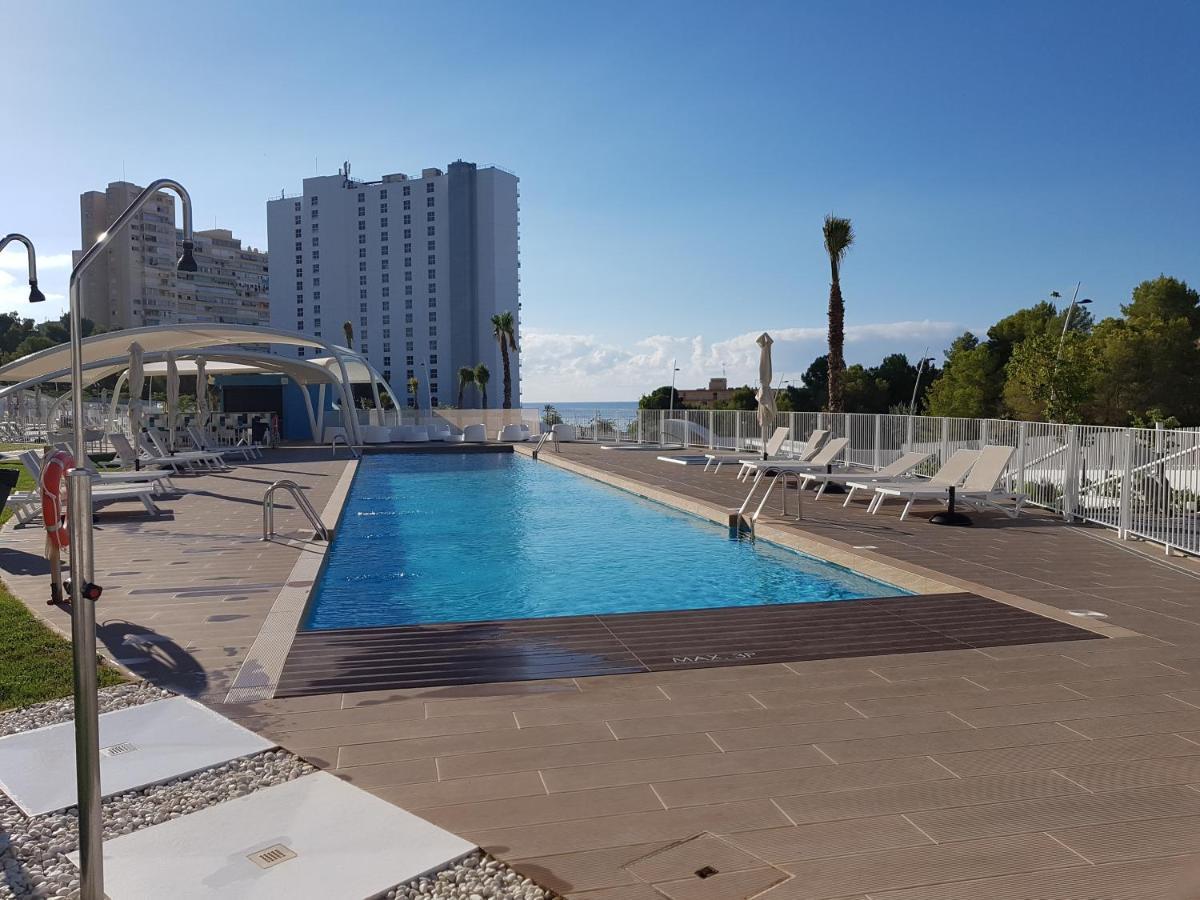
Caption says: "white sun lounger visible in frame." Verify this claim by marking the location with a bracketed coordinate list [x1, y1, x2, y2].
[795, 451, 932, 499]
[732, 428, 832, 481]
[19, 451, 162, 518]
[52, 443, 174, 494]
[844, 448, 979, 514]
[143, 432, 229, 471]
[736, 438, 851, 514]
[863, 445, 1023, 520]
[188, 426, 258, 461]
[701, 427, 792, 474]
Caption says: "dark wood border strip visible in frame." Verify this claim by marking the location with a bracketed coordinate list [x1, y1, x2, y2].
[275, 592, 1102, 697]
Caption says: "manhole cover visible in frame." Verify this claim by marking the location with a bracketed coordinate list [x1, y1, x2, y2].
[247, 843, 297, 869]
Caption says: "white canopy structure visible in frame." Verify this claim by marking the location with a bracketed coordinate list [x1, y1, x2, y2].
[0, 324, 398, 445]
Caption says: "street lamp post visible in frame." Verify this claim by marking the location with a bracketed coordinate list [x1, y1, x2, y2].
[1056, 283, 1092, 361]
[909, 352, 935, 417]
[67, 179, 196, 900]
[666, 359, 680, 445]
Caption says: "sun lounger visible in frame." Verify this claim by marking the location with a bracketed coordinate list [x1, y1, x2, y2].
[796, 451, 932, 499]
[701, 427, 793, 474]
[19, 451, 162, 517]
[52, 443, 174, 494]
[843, 448, 979, 513]
[736, 438, 851, 514]
[138, 433, 227, 472]
[188, 426, 257, 461]
[733, 428, 833, 480]
[863, 445, 1022, 520]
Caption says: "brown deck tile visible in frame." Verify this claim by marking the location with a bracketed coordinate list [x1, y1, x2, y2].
[907, 784, 1200, 841]
[1068, 708, 1200, 738]
[437, 732, 721, 779]
[769, 833, 1084, 899]
[610, 702, 862, 740]
[708, 710, 969, 752]
[932, 733, 1200, 777]
[513, 693, 762, 727]
[327, 756, 438, 790]
[726, 815, 932, 864]
[749, 675, 986, 707]
[333, 722, 615, 768]
[570, 885, 665, 900]
[651, 756, 950, 808]
[1058, 672, 1200, 698]
[422, 784, 663, 831]
[953, 693, 1190, 727]
[815, 721, 1084, 764]
[468, 799, 790, 858]
[367, 770, 547, 809]
[846, 683, 1082, 717]
[774, 770, 1085, 824]
[1051, 813, 1200, 864]
[541, 746, 832, 793]
[1055, 754, 1200, 791]
[653, 867, 788, 900]
[265, 710, 520, 751]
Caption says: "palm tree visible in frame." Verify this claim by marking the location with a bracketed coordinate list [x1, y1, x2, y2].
[822, 215, 854, 413]
[342, 321, 354, 349]
[474, 363, 490, 409]
[491, 311, 518, 409]
[406, 375, 419, 409]
[457, 366, 476, 408]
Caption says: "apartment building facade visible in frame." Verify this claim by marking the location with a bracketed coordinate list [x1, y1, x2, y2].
[76, 182, 269, 329]
[266, 160, 520, 408]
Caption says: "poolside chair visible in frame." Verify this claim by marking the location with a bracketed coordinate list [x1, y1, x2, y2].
[18, 451, 162, 518]
[188, 426, 257, 461]
[701, 427, 791, 475]
[462, 423, 486, 443]
[109, 433, 180, 473]
[138, 433, 228, 472]
[734, 428, 832, 480]
[796, 450, 932, 500]
[863, 445, 1022, 520]
[52, 442, 174, 494]
[736, 438, 851, 514]
[843, 448, 979, 513]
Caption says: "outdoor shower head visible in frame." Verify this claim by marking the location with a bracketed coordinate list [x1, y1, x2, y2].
[0, 233, 45, 302]
[177, 239, 198, 273]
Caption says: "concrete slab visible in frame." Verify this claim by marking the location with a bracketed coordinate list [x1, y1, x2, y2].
[76, 771, 474, 899]
[0, 696, 273, 815]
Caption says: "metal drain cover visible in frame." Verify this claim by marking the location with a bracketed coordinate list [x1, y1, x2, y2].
[101, 742, 139, 757]
[247, 843, 297, 869]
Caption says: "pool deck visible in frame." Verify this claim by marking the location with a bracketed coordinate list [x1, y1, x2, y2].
[7, 443, 1200, 898]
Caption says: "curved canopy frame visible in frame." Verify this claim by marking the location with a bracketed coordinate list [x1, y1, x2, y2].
[0, 324, 398, 446]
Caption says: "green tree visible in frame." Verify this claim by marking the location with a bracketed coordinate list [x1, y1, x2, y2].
[490, 311, 518, 409]
[822, 215, 854, 412]
[924, 333, 1002, 418]
[842, 364, 890, 413]
[542, 404, 563, 427]
[342, 321, 354, 349]
[456, 366, 475, 408]
[473, 363, 490, 408]
[715, 386, 758, 410]
[406, 375, 419, 408]
[638, 385, 685, 410]
[1003, 331, 1094, 423]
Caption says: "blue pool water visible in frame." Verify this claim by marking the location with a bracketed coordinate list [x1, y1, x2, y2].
[303, 453, 904, 630]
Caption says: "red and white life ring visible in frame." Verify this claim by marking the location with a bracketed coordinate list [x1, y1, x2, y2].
[41, 450, 72, 550]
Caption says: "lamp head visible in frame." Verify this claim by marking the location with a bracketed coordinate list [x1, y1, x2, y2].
[1049, 290, 1062, 299]
[28, 280, 45, 303]
[1079, 298, 1093, 305]
[177, 239, 198, 273]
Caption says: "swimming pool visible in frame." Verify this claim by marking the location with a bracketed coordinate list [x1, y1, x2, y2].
[303, 453, 904, 630]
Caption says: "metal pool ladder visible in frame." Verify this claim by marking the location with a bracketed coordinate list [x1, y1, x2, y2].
[531, 430, 560, 460]
[261, 479, 329, 542]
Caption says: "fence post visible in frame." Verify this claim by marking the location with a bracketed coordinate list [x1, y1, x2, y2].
[906, 415, 913, 452]
[658, 409, 665, 447]
[1016, 421, 1028, 497]
[708, 411, 714, 449]
[734, 412, 741, 451]
[1118, 427, 1133, 538]
[873, 414, 882, 471]
[1063, 424, 1079, 521]
[940, 417, 950, 465]
[980, 418, 990, 450]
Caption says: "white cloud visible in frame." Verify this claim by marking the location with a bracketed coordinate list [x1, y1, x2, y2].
[521, 320, 965, 402]
[0, 269, 67, 318]
[0, 251, 73, 272]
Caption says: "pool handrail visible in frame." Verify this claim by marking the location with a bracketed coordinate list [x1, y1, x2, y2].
[262, 479, 329, 542]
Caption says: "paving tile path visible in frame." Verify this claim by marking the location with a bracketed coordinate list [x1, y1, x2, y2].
[8, 443, 1200, 897]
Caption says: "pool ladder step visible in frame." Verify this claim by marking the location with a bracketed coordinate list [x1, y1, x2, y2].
[261, 479, 329, 543]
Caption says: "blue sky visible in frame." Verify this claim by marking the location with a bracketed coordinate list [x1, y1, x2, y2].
[1, 0, 1197, 400]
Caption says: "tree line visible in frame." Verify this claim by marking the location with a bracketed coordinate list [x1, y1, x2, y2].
[640, 275, 1200, 427]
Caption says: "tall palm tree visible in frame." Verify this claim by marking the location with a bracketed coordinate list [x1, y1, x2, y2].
[822, 215, 854, 412]
[474, 363, 490, 409]
[491, 311, 518, 409]
[406, 375, 419, 409]
[342, 321, 354, 349]
[456, 366, 476, 408]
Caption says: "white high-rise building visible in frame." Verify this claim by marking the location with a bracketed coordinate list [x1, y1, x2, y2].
[266, 160, 521, 408]
[77, 182, 269, 329]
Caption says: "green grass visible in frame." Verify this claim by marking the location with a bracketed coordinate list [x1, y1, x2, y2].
[0, 581, 126, 710]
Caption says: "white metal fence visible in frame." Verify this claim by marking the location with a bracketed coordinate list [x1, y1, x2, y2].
[617, 408, 1199, 558]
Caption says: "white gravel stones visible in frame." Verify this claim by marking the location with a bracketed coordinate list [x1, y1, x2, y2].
[383, 851, 556, 900]
[0, 683, 170, 738]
